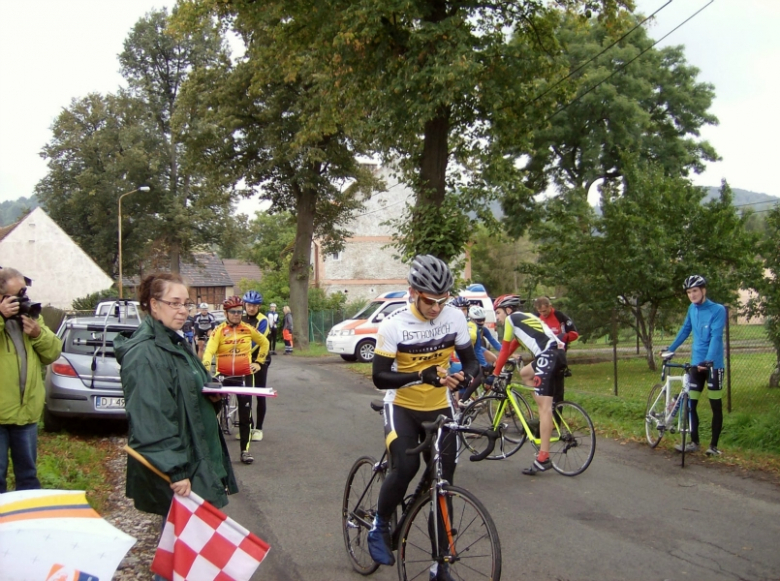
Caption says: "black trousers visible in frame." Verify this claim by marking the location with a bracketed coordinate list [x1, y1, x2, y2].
[237, 359, 271, 450]
[268, 327, 278, 352]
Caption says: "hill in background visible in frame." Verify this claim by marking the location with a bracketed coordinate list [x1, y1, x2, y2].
[0, 195, 39, 226]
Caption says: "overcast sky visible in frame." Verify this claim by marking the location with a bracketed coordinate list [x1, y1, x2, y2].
[1, 0, 778, 215]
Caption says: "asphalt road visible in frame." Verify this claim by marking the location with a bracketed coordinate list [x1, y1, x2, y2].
[222, 354, 780, 581]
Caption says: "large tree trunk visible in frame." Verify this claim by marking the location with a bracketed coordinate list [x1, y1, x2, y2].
[289, 184, 316, 350]
[416, 107, 450, 207]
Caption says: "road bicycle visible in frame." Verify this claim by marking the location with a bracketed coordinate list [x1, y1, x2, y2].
[342, 401, 502, 580]
[458, 359, 596, 476]
[205, 377, 240, 436]
[645, 352, 712, 468]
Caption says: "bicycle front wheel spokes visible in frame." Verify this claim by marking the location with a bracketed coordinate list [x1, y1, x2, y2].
[645, 383, 666, 448]
[219, 397, 232, 435]
[398, 484, 502, 581]
[342, 456, 384, 575]
[549, 401, 596, 476]
[460, 395, 520, 460]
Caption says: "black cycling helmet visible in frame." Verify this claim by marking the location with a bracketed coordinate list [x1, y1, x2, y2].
[682, 275, 707, 290]
[493, 294, 522, 310]
[451, 296, 470, 309]
[408, 255, 454, 295]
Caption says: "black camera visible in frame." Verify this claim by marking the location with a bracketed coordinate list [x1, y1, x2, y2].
[13, 294, 42, 320]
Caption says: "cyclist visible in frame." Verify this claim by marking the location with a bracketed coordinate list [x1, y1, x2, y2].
[202, 296, 270, 465]
[485, 294, 565, 475]
[469, 305, 501, 369]
[368, 255, 480, 581]
[664, 275, 726, 456]
[267, 303, 280, 355]
[533, 296, 579, 411]
[181, 311, 195, 347]
[241, 290, 271, 443]
[446, 296, 473, 377]
[193, 303, 216, 341]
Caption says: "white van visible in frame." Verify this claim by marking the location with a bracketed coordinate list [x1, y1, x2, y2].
[327, 291, 409, 362]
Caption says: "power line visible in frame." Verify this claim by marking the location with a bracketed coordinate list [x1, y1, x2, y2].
[547, 0, 714, 122]
[528, 1, 674, 107]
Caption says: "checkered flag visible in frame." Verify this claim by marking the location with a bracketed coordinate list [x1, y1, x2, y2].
[151, 491, 270, 581]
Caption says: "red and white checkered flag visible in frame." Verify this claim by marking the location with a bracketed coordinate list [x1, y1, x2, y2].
[151, 491, 270, 581]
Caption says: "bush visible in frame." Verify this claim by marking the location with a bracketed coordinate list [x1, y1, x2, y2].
[71, 288, 119, 311]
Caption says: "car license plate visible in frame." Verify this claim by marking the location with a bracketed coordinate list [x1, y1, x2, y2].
[327, 340, 333, 350]
[95, 397, 125, 410]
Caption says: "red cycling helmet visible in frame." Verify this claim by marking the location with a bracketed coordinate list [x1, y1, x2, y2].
[223, 295, 243, 310]
[493, 294, 522, 311]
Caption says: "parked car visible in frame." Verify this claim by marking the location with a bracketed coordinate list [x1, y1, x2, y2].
[43, 314, 141, 431]
[326, 285, 497, 364]
[94, 300, 141, 318]
[327, 291, 410, 363]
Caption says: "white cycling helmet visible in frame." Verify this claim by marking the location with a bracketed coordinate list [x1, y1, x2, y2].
[469, 306, 486, 320]
[199, 302, 209, 309]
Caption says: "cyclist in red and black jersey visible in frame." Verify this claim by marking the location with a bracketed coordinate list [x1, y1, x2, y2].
[534, 296, 578, 407]
[486, 294, 565, 475]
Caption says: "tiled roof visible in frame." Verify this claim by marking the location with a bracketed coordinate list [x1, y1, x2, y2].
[222, 258, 263, 286]
[180, 253, 234, 287]
[0, 221, 20, 243]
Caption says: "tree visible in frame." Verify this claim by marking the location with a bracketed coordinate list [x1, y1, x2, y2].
[172, 10, 381, 351]
[523, 162, 760, 371]
[505, 13, 718, 234]
[180, 0, 628, 265]
[468, 224, 538, 297]
[747, 206, 780, 387]
[36, 9, 237, 279]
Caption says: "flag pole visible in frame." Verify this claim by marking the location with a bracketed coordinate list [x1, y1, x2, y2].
[123, 445, 171, 483]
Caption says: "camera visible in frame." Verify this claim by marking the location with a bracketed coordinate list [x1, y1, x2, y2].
[13, 294, 42, 320]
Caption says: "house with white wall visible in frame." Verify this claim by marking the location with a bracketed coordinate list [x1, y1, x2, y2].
[311, 165, 472, 301]
[0, 207, 114, 309]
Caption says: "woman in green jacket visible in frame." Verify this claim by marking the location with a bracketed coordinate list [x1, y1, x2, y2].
[115, 273, 237, 518]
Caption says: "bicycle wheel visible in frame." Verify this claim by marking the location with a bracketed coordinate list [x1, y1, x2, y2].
[397, 484, 502, 581]
[489, 388, 533, 447]
[219, 396, 232, 435]
[644, 383, 666, 448]
[460, 395, 523, 460]
[342, 456, 385, 575]
[549, 401, 596, 477]
[680, 393, 690, 468]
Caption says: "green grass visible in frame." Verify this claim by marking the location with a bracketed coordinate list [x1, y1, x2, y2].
[290, 342, 332, 357]
[8, 428, 117, 513]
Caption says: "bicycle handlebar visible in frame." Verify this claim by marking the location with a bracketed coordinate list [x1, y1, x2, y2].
[405, 415, 500, 462]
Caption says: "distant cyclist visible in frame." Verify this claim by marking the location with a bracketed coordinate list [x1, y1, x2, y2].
[664, 275, 725, 457]
[368, 255, 479, 581]
[486, 294, 565, 475]
[241, 290, 271, 443]
[469, 305, 501, 369]
[533, 296, 578, 408]
[267, 303, 280, 355]
[193, 303, 216, 341]
[202, 296, 269, 465]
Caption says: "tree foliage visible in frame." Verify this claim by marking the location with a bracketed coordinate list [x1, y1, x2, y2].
[505, 12, 718, 235]
[523, 162, 759, 370]
[36, 8, 235, 278]
[0, 195, 38, 227]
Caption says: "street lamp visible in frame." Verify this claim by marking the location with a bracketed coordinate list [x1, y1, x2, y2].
[118, 186, 150, 298]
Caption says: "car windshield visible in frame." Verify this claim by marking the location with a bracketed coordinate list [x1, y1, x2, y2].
[63, 329, 123, 356]
[350, 301, 384, 320]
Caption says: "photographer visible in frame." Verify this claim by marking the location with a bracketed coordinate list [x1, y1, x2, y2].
[0, 267, 61, 493]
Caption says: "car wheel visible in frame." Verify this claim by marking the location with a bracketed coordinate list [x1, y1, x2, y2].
[340, 354, 358, 362]
[43, 405, 66, 433]
[356, 340, 375, 364]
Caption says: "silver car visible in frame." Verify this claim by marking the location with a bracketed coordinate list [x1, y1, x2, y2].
[43, 315, 140, 431]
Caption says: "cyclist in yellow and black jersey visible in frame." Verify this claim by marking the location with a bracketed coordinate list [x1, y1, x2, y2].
[485, 294, 565, 476]
[368, 255, 480, 580]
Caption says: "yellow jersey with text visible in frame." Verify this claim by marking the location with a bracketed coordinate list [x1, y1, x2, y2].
[202, 321, 269, 377]
[374, 303, 472, 411]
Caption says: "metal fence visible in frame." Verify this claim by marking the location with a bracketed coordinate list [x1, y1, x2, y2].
[557, 311, 779, 418]
[309, 309, 347, 344]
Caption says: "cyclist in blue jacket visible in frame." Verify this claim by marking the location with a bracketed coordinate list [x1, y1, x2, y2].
[665, 275, 726, 457]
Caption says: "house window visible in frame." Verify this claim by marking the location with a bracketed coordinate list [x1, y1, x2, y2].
[328, 251, 342, 262]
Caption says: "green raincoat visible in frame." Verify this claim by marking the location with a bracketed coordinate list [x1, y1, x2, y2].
[115, 316, 237, 516]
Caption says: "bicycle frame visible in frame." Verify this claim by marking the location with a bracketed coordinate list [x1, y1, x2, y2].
[648, 363, 691, 436]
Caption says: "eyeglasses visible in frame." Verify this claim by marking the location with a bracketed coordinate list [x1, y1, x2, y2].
[227, 309, 243, 315]
[418, 293, 450, 306]
[156, 299, 195, 311]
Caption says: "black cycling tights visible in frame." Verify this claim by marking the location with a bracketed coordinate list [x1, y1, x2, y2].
[377, 405, 457, 521]
[690, 397, 723, 448]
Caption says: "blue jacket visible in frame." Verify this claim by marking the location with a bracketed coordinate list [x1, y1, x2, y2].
[474, 325, 501, 367]
[668, 298, 726, 369]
